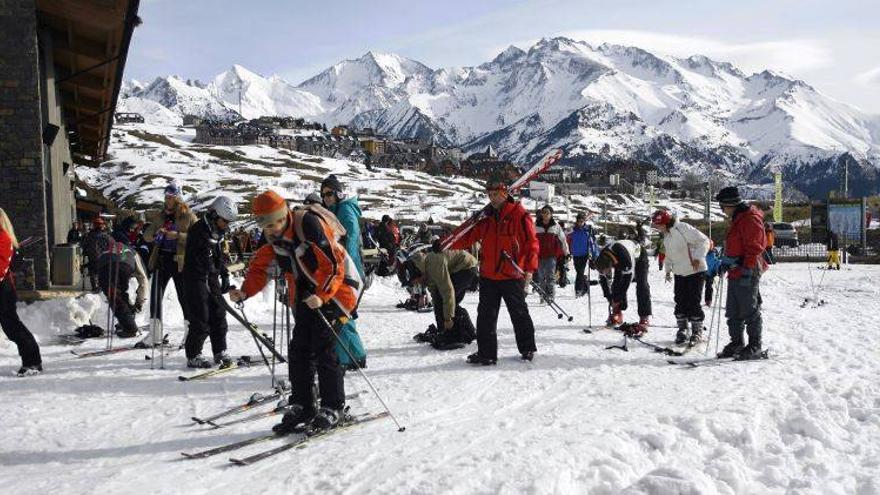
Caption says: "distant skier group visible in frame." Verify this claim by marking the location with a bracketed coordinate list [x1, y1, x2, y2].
[1, 161, 784, 432]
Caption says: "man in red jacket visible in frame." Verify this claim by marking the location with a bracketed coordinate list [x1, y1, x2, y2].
[715, 186, 768, 360]
[451, 178, 539, 364]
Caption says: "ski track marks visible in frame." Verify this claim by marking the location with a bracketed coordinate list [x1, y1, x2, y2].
[1, 264, 878, 494]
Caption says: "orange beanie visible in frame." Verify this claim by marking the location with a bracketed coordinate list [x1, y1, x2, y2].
[252, 190, 288, 227]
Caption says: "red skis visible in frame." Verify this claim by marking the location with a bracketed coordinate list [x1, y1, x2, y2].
[439, 148, 563, 251]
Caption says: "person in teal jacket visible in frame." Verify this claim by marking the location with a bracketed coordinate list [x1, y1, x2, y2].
[320, 175, 367, 369]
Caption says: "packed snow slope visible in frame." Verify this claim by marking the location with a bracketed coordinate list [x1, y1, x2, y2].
[77, 122, 724, 227]
[121, 37, 880, 197]
[1, 263, 878, 494]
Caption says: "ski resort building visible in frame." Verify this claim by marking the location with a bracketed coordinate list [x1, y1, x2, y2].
[0, 0, 140, 290]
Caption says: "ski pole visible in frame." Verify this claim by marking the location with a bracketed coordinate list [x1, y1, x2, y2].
[312, 307, 405, 432]
[586, 264, 592, 328]
[271, 275, 279, 388]
[236, 301, 273, 373]
[500, 251, 574, 322]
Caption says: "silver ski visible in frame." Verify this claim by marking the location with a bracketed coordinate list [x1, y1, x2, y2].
[229, 412, 389, 466]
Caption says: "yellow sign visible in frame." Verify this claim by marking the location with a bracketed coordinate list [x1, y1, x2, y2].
[773, 172, 783, 222]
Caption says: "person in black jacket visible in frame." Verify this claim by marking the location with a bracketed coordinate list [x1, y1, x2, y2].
[182, 197, 238, 369]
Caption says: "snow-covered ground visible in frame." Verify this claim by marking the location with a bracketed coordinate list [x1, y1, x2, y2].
[2, 262, 878, 494]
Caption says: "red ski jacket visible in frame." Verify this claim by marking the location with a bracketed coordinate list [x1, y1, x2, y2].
[0, 230, 15, 283]
[724, 204, 768, 280]
[451, 199, 539, 280]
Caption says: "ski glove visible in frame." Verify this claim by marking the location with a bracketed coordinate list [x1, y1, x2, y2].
[133, 300, 144, 313]
[718, 255, 738, 273]
[739, 268, 753, 280]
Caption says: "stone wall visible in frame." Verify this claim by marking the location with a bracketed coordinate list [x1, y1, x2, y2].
[0, 0, 50, 289]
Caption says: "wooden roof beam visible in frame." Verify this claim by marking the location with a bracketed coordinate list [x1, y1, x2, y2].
[36, 0, 126, 30]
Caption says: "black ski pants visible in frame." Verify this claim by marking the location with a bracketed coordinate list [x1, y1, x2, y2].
[289, 302, 345, 412]
[673, 272, 705, 322]
[725, 274, 763, 348]
[475, 277, 536, 359]
[149, 251, 189, 322]
[98, 274, 137, 335]
[573, 255, 590, 294]
[430, 268, 477, 343]
[183, 278, 228, 359]
[0, 277, 41, 367]
[704, 274, 716, 305]
[600, 249, 651, 317]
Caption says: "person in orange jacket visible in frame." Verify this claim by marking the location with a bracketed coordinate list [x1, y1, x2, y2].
[230, 191, 362, 432]
[450, 177, 540, 364]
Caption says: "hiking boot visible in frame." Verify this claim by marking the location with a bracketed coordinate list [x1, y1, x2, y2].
[466, 353, 497, 366]
[272, 404, 315, 434]
[718, 341, 744, 359]
[312, 406, 345, 431]
[187, 355, 212, 369]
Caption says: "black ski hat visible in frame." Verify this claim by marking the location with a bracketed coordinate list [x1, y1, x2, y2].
[715, 186, 743, 207]
[321, 174, 343, 193]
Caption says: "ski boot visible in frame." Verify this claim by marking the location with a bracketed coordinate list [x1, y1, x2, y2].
[717, 341, 744, 359]
[115, 325, 138, 338]
[273, 404, 316, 434]
[606, 312, 623, 328]
[187, 355, 212, 369]
[521, 351, 535, 362]
[214, 351, 234, 369]
[466, 352, 497, 366]
[689, 321, 704, 346]
[675, 317, 688, 345]
[734, 344, 764, 361]
[312, 406, 345, 431]
[15, 365, 43, 377]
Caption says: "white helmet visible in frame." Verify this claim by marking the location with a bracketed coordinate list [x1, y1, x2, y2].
[209, 196, 238, 222]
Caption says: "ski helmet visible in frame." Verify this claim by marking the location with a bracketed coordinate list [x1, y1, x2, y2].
[650, 209, 672, 227]
[209, 196, 238, 222]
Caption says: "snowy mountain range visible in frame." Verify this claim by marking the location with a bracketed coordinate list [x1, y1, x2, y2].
[119, 37, 880, 197]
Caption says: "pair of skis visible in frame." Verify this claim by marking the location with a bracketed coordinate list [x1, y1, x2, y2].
[181, 410, 388, 465]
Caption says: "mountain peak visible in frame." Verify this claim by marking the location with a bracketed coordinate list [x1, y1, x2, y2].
[491, 45, 526, 65]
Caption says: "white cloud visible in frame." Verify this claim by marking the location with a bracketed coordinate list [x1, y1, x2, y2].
[854, 66, 880, 88]
[492, 29, 834, 77]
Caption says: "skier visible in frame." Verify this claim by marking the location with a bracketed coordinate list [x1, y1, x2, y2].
[534, 205, 568, 304]
[594, 235, 652, 334]
[66, 221, 82, 245]
[567, 212, 598, 298]
[320, 174, 368, 370]
[229, 190, 362, 431]
[182, 196, 238, 368]
[139, 182, 197, 348]
[651, 210, 710, 345]
[704, 242, 721, 306]
[375, 214, 401, 272]
[655, 234, 666, 270]
[0, 208, 43, 376]
[763, 223, 776, 265]
[402, 248, 479, 349]
[826, 230, 841, 270]
[715, 186, 768, 360]
[95, 241, 147, 338]
[82, 217, 112, 292]
[449, 177, 539, 364]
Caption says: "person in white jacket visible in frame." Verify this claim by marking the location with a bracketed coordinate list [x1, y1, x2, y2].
[651, 210, 710, 345]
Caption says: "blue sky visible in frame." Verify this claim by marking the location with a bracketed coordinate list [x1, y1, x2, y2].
[130, 0, 880, 113]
